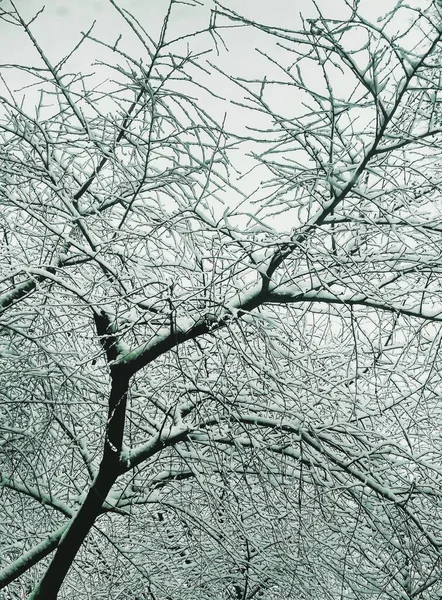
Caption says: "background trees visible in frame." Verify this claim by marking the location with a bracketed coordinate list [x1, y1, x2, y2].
[2, 0, 442, 598]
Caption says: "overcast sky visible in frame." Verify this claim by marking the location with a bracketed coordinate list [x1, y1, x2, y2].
[0, 0, 419, 215]
[1, 0, 401, 101]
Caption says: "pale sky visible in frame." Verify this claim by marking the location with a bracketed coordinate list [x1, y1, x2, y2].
[0, 0, 423, 222]
[1, 0, 401, 106]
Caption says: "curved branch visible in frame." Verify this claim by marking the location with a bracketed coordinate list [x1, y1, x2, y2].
[268, 287, 442, 322]
[0, 474, 74, 518]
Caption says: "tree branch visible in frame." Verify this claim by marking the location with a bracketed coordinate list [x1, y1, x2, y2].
[0, 525, 67, 589]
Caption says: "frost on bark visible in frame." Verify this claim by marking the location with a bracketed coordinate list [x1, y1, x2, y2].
[3, 0, 442, 599]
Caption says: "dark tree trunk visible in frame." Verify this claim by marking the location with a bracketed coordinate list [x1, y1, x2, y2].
[28, 373, 130, 599]
[28, 461, 117, 600]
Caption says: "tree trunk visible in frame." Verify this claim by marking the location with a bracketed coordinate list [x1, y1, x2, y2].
[27, 459, 117, 600]
[28, 374, 129, 599]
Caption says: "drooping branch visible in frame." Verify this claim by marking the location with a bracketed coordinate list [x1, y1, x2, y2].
[0, 474, 74, 518]
[267, 287, 442, 322]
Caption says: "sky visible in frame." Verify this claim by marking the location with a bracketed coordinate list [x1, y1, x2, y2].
[0, 0, 414, 138]
[0, 0, 422, 222]
[0, 0, 401, 110]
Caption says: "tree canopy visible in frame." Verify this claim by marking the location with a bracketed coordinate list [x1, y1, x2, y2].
[2, 0, 442, 598]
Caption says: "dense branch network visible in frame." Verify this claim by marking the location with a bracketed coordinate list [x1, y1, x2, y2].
[2, 1, 442, 599]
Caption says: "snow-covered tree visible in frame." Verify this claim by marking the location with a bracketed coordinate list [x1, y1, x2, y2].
[3, 0, 442, 598]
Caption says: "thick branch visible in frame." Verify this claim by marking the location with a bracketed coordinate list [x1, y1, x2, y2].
[200, 427, 441, 550]
[0, 475, 74, 518]
[120, 423, 190, 471]
[113, 274, 442, 382]
[0, 273, 49, 314]
[267, 288, 442, 322]
[0, 525, 67, 589]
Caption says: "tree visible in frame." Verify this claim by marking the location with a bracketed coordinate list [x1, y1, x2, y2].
[2, 0, 442, 598]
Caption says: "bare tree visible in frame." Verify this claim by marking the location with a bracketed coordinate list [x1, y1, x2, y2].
[3, 0, 442, 598]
